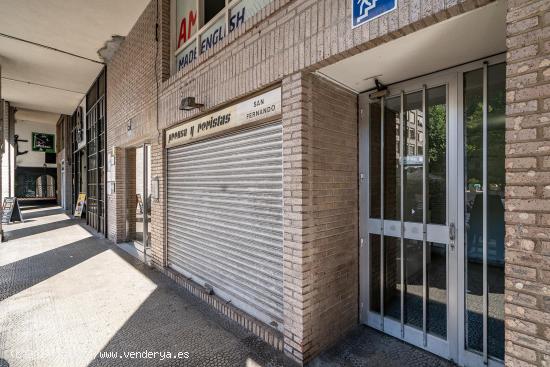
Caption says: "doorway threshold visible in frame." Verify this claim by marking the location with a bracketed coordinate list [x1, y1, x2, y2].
[117, 241, 146, 263]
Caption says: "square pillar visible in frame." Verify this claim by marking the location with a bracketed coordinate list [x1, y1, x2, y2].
[504, 1, 550, 366]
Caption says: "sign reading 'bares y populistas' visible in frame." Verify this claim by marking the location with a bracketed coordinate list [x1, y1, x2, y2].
[166, 87, 281, 148]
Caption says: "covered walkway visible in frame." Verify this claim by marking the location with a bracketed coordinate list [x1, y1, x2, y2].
[0, 206, 295, 367]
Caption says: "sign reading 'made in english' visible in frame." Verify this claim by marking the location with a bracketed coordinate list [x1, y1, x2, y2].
[166, 87, 281, 148]
[352, 0, 397, 28]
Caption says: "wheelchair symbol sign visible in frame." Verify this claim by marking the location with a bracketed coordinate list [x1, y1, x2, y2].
[352, 0, 397, 28]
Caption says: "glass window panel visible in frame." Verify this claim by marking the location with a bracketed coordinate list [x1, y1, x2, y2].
[403, 91, 423, 223]
[229, 0, 272, 32]
[427, 242, 447, 339]
[404, 239, 423, 329]
[176, 0, 198, 49]
[464, 67, 484, 354]
[369, 234, 381, 313]
[384, 97, 401, 221]
[203, 0, 225, 25]
[426, 85, 447, 225]
[384, 236, 401, 321]
[487, 63, 505, 361]
[369, 101, 381, 218]
[199, 15, 226, 54]
[176, 41, 198, 72]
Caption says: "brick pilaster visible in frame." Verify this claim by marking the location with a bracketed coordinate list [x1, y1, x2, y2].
[505, 1, 550, 366]
[282, 72, 358, 364]
[150, 139, 165, 267]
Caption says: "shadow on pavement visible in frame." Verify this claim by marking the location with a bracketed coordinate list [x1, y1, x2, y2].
[0, 237, 108, 301]
[87, 249, 297, 367]
[4, 219, 76, 241]
[307, 325, 456, 367]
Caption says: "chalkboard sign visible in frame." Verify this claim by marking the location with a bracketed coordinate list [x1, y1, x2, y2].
[2, 197, 24, 224]
[74, 193, 86, 218]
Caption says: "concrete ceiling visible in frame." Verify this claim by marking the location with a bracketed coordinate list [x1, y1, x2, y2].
[318, 0, 506, 93]
[0, 0, 150, 115]
[14, 109, 60, 125]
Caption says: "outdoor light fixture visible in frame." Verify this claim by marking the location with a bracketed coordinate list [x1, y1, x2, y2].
[179, 97, 204, 111]
[369, 78, 388, 99]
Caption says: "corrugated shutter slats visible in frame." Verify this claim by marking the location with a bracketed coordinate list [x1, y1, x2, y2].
[167, 122, 283, 327]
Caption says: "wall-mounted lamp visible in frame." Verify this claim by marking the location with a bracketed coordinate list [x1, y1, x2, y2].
[369, 78, 388, 99]
[179, 97, 204, 111]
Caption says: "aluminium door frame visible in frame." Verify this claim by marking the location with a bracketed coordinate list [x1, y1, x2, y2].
[359, 71, 457, 361]
[359, 53, 506, 366]
[456, 55, 506, 367]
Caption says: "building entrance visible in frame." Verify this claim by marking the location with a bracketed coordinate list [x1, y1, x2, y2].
[359, 56, 505, 366]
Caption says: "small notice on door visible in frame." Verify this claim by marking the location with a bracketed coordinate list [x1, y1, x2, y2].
[74, 193, 86, 217]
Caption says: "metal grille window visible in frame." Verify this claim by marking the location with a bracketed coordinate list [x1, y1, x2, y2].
[166, 122, 283, 329]
[85, 68, 106, 234]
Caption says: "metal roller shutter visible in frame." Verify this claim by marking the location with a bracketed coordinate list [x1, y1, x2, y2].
[167, 122, 283, 328]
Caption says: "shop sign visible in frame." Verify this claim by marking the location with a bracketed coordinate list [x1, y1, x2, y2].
[200, 16, 226, 54]
[32, 132, 55, 153]
[352, 0, 397, 28]
[176, 0, 198, 49]
[166, 87, 281, 148]
[176, 0, 273, 71]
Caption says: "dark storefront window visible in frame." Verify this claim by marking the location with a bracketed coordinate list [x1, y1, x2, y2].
[86, 69, 107, 234]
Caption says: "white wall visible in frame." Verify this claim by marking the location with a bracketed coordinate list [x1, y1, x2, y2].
[15, 120, 56, 168]
[2, 102, 15, 200]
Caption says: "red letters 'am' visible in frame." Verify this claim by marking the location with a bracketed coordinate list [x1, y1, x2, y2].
[178, 10, 197, 48]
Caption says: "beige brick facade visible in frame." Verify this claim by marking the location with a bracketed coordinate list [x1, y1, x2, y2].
[504, 1, 550, 366]
[280, 73, 358, 360]
[101, 0, 550, 365]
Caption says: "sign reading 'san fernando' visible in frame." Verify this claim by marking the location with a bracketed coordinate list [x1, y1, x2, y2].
[166, 87, 281, 148]
[352, 0, 397, 28]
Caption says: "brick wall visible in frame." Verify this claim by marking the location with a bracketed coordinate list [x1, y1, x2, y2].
[504, 1, 550, 366]
[106, 0, 169, 242]
[149, 141, 165, 267]
[281, 73, 357, 362]
[105, 0, 499, 364]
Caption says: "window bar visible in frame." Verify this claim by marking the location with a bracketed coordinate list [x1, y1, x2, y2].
[422, 85, 428, 347]
[380, 97, 386, 331]
[400, 91, 405, 338]
[482, 62, 489, 364]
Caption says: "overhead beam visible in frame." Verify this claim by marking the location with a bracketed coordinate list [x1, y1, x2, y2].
[0, 32, 104, 65]
[1, 76, 86, 94]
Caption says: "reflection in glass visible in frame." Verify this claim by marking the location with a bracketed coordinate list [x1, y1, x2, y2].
[403, 92, 423, 223]
[384, 236, 401, 321]
[404, 239, 423, 329]
[426, 86, 447, 225]
[370, 102, 382, 218]
[384, 97, 401, 220]
[427, 242, 447, 338]
[370, 234, 381, 313]
[464, 64, 505, 360]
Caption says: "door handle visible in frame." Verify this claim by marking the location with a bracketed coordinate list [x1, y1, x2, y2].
[449, 222, 456, 251]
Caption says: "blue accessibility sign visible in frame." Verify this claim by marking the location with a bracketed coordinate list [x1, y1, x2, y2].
[352, 0, 397, 28]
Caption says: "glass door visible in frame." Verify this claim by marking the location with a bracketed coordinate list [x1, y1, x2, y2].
[132, 144, 152, 248]
[359, 56, 506, 366]
[360, 74, 457, 360]
[458, 62, 506, 367]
